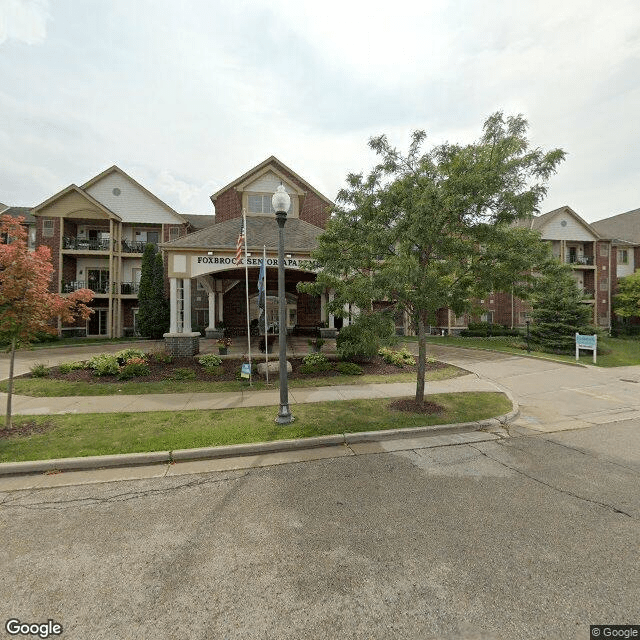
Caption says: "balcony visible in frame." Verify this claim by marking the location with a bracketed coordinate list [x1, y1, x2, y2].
[565, 254, 594, 266]
[121, 240, 155, 253]
[63, 237, 112, 251]
[581, 288, 595, 300]
[119, 282, 140, 295]
[62, 280, 140, 295]
[63, 280, 110, 294]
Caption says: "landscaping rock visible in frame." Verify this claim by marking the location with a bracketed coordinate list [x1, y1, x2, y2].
[257, 360, 292, 377]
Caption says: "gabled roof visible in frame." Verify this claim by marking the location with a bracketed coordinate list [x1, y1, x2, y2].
[1, 206, 36, 224]
[592, 207, 640, 245]
[181, 213, 215, 230]
[162, 216, 323, 253]
[516, 205, 603, 239]
[210, 156, 333, 206]
[81, 165, 187, 223]
[33, 184, 122, 220]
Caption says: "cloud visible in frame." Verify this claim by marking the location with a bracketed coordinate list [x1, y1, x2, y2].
[0, 0, 50, 45]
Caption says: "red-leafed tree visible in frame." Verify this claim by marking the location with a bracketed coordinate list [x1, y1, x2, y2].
[0, 214, 93, 429]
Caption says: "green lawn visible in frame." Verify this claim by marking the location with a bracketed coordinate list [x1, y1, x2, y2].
[403, 335, 640, 367]
[0, 365, 465, 397]
[0, 392, 511, 463]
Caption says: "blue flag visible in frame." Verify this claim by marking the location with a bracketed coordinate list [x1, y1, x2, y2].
[257, 258, 266, 310]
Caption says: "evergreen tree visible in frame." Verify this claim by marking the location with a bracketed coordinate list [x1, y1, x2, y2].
[137, 243, 169, 338]
[529, 262, 595, 353]
[613, 270, 640, 320]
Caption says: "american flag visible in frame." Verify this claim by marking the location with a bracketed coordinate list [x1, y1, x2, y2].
[235, 219, 244, 265]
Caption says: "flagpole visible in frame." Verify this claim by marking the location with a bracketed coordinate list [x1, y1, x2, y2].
[243, 208, 252, 385]
[263, 244, 269, 385]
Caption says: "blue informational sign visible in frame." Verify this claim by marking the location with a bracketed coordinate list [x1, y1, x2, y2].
[241, 363, 251, 379]
[575, 333, 597, 363]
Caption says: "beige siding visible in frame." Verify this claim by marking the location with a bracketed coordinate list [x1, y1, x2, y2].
[86, 173, 182, 224]
[540, 215, 596, 241]
[38, 191, 107, 219]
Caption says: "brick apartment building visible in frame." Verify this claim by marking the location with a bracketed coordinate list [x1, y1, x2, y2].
[4, 162, 639, 341]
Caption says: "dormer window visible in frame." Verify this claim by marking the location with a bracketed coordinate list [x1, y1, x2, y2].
[247, 194, 275, 215]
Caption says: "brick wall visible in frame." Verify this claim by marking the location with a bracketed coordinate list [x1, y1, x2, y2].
[213, 189, 242, 224]
[595, 241, 611, 327]
[62, 255, 76, 284]
[162, 223, 189, 242]
[35, 216, 60, 293]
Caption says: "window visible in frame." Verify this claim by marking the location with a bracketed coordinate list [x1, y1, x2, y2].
[169, 226, 180, 241]
[43, 218, 54, 238]
[135, 229, 159, 245]
[480, 311, 494, 323]
[599, 279, 608, 291]
[618, 249, 629, 264]
[599, 244, 609, 257]
[248, 195, 275, 215]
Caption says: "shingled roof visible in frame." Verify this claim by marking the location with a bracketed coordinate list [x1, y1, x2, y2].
[1, 206, 36, 225]
[162, 216, 323, 253]
[592, 208, 640, 244]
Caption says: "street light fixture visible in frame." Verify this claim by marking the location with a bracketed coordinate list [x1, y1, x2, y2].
[272, 184, 293, 424]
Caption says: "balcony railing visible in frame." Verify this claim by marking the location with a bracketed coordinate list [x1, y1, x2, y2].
[581, 288, 595, 299]
[63, 237, 111, 251]
[62, 280, 141, 295]
[119, 282, 140, 295]
[566, 254, 594, 265]
[121, 240, 155, 253]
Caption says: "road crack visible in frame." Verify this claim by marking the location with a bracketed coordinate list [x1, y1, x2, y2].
[467, 443, 636, 520]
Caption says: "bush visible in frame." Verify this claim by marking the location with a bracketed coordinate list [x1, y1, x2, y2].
[378, 346, 416, 367]
[118, 361, 150, 379]
[336, 311, 396, 361]
[460, 323, 521, 337]
[58, 361, 87, 374]
[300, 352, 331, 374]
[152, 350, 174, 364]
[172, 368, 196, 380]
[88, 354, 120, 376]
[197, 354, 223, 367]
[30, 363, 49, 378]
[204, 365, 224, 376]
[335, 362, 363, 375]
[115, 348, 147, 365]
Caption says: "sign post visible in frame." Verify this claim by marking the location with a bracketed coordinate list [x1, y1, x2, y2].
[575, 333, 597, 364]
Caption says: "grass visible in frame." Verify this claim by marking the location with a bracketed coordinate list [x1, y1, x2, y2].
[403, 335, 640, 367]
[0, 392, 511, 463]
[0, 365, 465, 397]
[14, 337, 151, 351]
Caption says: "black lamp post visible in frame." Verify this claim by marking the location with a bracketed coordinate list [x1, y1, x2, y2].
[272, 185, 293, 424]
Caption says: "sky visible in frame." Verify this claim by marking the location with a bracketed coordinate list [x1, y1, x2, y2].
[1, 0, 639, 222]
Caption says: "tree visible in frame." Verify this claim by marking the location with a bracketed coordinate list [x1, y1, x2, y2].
[613, 270, 640, 320]
[529, 262, 595, 352]
[0, 215, 93, 429]
[137, 243, 169, 338]
[299, 113, 565, 405]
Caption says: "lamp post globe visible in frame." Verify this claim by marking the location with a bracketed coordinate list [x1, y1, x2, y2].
[272, 184, 294, 424]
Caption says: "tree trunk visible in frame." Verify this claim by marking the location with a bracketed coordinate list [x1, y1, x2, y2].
[4, 337, 15, 430]
[415, 312, 427, 406]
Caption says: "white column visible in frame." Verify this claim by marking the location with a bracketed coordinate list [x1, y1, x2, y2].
[183, 278, 192, 333]
[207, 290, 216, 330]
[320, 291, 326, 326]
[343, 303, 350, 326]
[218, 292, 224, 323]
[328, 290, 335, 329]
[169, 278, 178, 334]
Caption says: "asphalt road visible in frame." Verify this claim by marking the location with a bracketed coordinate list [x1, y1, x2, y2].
[1, 419, 638, 640]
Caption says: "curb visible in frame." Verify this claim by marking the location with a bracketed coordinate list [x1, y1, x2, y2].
[0, 402, 519, 478]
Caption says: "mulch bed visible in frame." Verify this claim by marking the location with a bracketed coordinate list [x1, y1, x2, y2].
[0, 420, 57, 440]
[22, 355, 450, 385]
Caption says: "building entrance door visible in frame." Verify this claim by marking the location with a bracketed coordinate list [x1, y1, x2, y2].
[88, 308, 109, 336]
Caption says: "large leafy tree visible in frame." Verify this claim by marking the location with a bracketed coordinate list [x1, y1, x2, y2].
[613, 270, 640, 320]
[0, 215, 93, 428]
[137, 243, 169, 338]
[300, 113, 565, 405]
[529, 262, 595, 353]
